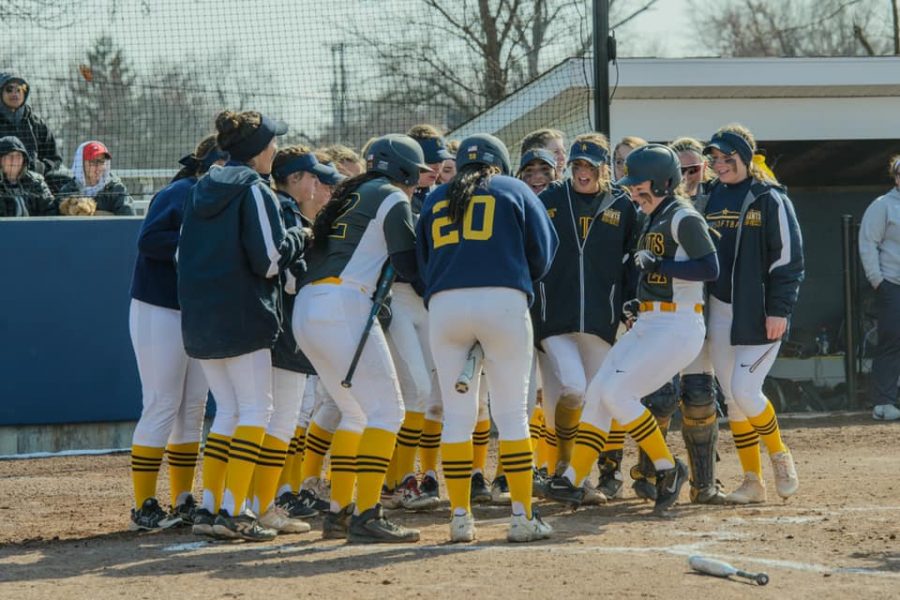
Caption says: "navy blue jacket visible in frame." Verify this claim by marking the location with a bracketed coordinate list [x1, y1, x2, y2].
[704, 179, 804, 345]
[130, 177, 195, 310]
[272, 192, 315, 374]
[178, 165, 308, 359]
[416, 176, 558, 306]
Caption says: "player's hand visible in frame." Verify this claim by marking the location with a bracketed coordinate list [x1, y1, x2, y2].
[634, 249, 661, 273]
[765, 316, 787, 340]
[622, 298, 640, 329]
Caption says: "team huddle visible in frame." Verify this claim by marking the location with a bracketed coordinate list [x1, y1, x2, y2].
[127, 111, 805, 545]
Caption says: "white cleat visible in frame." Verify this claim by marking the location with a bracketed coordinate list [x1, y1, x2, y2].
[873, 404, 900, 421]
[507, 511, 552, 543]
[725, 472, 767, 504]
[581, 480, 608, 506]
[771, 450, 799, 499]
[449, 512, 476, 543]
[259, 505, 311, 534]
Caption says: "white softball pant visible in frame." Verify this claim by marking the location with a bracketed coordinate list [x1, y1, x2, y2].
[385, 283, 433, 413]
[305, 376, 342, 433]
[540, 332, 610, 431]
[270, 368, 307, 443]
[581, 310, 705, 431]
[429, 287, 532, 444]
[129, 299, 208, 447]
[707, 297, 780, 421]
[294, 284, 404, 434]
[200, 348, 274, 436]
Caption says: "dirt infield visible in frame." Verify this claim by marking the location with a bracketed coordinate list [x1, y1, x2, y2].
[1, 413, 898, 599]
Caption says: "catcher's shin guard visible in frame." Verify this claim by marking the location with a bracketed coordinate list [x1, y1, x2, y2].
[680, 373, 722, 502]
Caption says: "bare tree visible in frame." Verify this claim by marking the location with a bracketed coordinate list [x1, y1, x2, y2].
[693, 0, 896, 57]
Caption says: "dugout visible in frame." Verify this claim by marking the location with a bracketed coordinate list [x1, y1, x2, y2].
[450, 55, 900, 353]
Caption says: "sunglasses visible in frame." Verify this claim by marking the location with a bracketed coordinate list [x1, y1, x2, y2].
[681, 164, 703, 175]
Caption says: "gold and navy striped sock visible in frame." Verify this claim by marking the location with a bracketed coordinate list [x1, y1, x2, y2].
[604, 421, 626, 452]
[499, 439, 533, 515]
[730, 420, 763, 477]
[543, 428, 558, 474]
[625, 410, 674, 470]
[355, 428, 396, 513]
[329, 429, 362, 510]
[394, 411, 425, 484]
[220, 425, 266, 516]
[418, 419, 442, 476]
[200, 433, 231, 512]
[165, 441, 200, 507]
[300, 422, 333, 484]
[251, 434, 290, 515]
[570, 422, 608, 484]
[748, 400, 788, 456]
[131, 445, 164, 509]
[555, 405, 582, 468]
[442, 440, 473, 514]
[472, 419, 491, 473]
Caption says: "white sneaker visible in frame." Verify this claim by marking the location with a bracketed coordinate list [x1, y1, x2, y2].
[873, 404, 900, 421]
[259, 505, 311, 534]
[771, 451, 799, 499]
[507, 511, 552, 543]
[450, 512, 476, 543]
[725, 472, 767, 504]
[581, 480, 608, 506]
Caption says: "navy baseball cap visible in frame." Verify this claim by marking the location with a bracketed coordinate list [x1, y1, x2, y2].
[703, 131, 753, 165]
[568, 140, 609, 166]
[229, 114, 288, 162]
[314, 160, 347, 186]
[417, 136, 454, 164]
[518, 148, 556, 172]
[272, 152, 334, 182]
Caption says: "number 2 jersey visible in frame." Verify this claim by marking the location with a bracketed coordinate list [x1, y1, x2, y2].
[636, 196, 717, 306]
[300, 176, 416, 294]
[415, 174, 559, 306]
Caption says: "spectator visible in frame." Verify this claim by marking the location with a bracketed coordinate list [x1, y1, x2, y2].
[860, 155, 900, 421]
[0, 135, 56, 217]
[59, 141, 135, 215]
[0, 72, 62, 179]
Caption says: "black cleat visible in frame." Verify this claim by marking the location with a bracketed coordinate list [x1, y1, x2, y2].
[212, 509, 276, 542]
[544, 475, 585, 508]
[276, 491, 318, 519]
[470, 472, 491, 504]
[298, 488, 331, 513]
[322, 503, 354, 539]
[172, 495, 199, 526]
[191, 507, 216, 537]
[654, 459, 689, 515]
[632, 477, 658, 502]
[420, 474, 440, 501]
[348, 504, 420, 544]
[129, 497, 181, 532]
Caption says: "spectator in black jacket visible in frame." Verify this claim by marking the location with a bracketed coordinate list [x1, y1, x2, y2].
[0, 135, 56, 217]
[0, 72, 62, 179]
[59, 140, 135, 215]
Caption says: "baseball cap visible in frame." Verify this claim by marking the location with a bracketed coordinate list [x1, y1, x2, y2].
[416, 136, 454, 164]
[314, 161, 347, 186]
[518, 148, 556, 172]
[568, 140, 608, 167]
[703, 131, 753, 165]
[229, 114, 288, 162]
[83, 141, 111, 162]
[272, 152, 333, 182]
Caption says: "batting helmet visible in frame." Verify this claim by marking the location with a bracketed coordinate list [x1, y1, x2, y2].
[616, 143, 682, 197]
[366, 134, 432, 187]
[456, 134, 512, 175]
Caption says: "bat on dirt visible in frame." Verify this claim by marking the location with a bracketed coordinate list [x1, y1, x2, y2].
[688, 555, 769, 586]
[341, 263, 396, 388]
[455, 342, 484, 393]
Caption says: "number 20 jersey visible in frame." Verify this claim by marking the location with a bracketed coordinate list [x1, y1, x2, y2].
[415, 175, 559, 307]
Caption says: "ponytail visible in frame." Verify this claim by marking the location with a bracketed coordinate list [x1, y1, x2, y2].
[446, 163, 497, 223]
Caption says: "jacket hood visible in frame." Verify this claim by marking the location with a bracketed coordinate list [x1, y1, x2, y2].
[191, 164, 261, 218]
[0, 135, 28, 157]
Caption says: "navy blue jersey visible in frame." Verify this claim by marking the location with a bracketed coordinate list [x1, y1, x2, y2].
[416, 175, 558, 305]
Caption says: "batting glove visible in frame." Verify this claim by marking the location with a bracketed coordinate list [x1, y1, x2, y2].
[622, 298, 640, 324]
[634, 249, 661, 272]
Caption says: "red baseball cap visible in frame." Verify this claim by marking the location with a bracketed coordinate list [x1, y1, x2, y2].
[83, 141, 111, 162]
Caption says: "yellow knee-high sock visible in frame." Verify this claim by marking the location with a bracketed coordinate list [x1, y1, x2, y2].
[472, 419, 491, 474]
[301, 422, 333, 484]
[555, 404, 582, 469]
[570, 422, 608, 484]
[200, 433, 231, 512]
[604, 421, 626, 452]
[543, 428, 558, 473]
[221, 425, 266, 516]
[730, 420, 763, 477]
[419, 419, 442, 476]
[395, 411, 425, 482]
[166, 441, 200, 507]
[355, 428, 396, 513]
[131, 445, 165, 509]
[499, 439, 533, 515]
[529, 407, 545, 465]
[442, 440, 473, 514]
[277, 427, 303, 494]
[251, 434, 290, 514]
[329, 429, 362, 510]
[385, 443, 401, 490]
[748, 400, 788, 456]
[625, 410, 674, 470]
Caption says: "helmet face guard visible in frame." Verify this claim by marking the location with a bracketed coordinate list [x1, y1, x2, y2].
[456, 134, 512, 175]
[615, 143, 681, 197]
[366, 134, 432, 187]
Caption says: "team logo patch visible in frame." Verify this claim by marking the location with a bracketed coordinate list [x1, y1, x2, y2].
[376, 160, 389, 171]
[745, 209, 762, 227]
[467, 145, 478, 152]
[581, 143, 588, 151]
[601, 208, 621, 226]
[468, 152, 478, 160]
[546, 207, 557, 218]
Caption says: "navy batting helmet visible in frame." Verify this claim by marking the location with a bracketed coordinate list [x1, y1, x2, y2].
[456, 134, 512, 175]
[366, 134, 432, 187]
[616, 143, 682, 197]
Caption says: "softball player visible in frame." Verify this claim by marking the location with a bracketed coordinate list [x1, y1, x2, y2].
[293, 134, 428, 543]
[417, 133, 558, 543]
[178, 110, 308, 541]
[546, 144, 719, 515]
[127, 135, 225, 531]
[702, 124, 803, 503]
[517, 148, 558, 195]
[534, 134, 637, 482]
